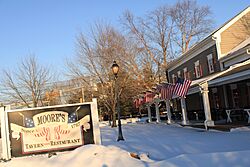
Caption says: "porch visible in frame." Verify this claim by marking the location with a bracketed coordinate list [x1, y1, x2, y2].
[147, 59, 250, 128]
[172, 59, 250, 126]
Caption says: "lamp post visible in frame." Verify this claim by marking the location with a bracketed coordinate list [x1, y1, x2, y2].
[111, 61, 124, 141]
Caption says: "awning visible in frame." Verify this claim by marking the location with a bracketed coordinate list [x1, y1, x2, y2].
[208, 63, 250, 86]
[187, 59, 250, 95]
[187, 73, 219, 95]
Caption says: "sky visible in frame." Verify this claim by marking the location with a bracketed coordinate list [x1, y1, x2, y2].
[0, 0, 249, 79]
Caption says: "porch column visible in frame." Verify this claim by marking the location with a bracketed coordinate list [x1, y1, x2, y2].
[147, 104, 152, 122]
[200, 82, 214, 126]
[180, 98, 188, 125]
[165, 100, 173, 124]
[155, 99, 161, 123]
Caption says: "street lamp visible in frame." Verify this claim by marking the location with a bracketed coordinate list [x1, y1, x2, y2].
[111, 61, 125, 141]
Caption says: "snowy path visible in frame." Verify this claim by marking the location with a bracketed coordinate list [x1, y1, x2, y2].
[101, 123, 250, 161]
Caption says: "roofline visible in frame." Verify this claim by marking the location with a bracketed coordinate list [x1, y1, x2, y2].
[213, 6, 250, 39]
[167, 6, 250, 72]
[201, 58, 250, 85]
[167, 35, 213, 71]
[220, 44, 250, 63]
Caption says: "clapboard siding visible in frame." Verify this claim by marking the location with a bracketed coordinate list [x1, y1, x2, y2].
[220, 12, 250, 55]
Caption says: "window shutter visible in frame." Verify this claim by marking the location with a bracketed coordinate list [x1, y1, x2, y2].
[200, 65, 203, 77]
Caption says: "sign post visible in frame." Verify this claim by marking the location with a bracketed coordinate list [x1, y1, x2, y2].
[1, 105, 11, 160]
[91, 98, 101, 145]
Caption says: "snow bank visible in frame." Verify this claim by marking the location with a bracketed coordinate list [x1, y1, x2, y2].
[99, 118, 139, 127]
[230, 126, 250, 132]
[3, 144, 250, 167]
[154, 150, 250, 167]
[2, 145, 145, 167]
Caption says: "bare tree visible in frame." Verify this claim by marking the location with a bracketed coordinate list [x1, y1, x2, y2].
[122, 0, 213, 83]
[67, 24, 143, 127]
[170, 0, 213, 53]
[1, 56, 54, 108]
[66, 0, 213, 125]
[122, 6, 173, 83]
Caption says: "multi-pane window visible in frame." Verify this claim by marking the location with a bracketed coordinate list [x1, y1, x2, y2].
[177, 71, 181, 78]
[172, 74, 177, 83]
[211, 88, 220, 109]
[230, 84, 239, 108]
[247, 82, 250, 107]
[183, 67, 188, 80]
[207, 54, 214, 73]
[194, 60, 202, 78]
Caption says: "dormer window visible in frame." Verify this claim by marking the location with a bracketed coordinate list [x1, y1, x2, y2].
[207, 54, 214, 73]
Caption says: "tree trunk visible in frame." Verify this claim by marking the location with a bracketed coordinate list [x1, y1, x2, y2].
[112, 103, 117, 127]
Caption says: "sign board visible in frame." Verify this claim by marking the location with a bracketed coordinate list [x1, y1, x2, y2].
[1, 99, 101, 158]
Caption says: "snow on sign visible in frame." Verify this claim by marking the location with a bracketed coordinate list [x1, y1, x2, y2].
[0, 99, 101, 159]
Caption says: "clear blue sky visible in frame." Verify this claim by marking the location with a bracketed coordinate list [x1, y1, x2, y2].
[0, 0, 249, 78]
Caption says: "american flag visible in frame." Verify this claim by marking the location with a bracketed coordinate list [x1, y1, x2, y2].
[25, 117, 35, 128]
[160, 83, 175, 100]
[68, 112, 77, 123]
[173, 78, 192, 98]
[144, 91, 155, 103]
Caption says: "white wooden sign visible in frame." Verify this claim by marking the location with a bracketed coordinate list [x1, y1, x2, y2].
[1, 99, 101, 159]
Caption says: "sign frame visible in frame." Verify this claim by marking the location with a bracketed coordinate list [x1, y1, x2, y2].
[1, 98, 101, 160]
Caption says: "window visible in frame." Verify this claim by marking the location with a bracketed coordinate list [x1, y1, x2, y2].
[194, 60, 202, 78]
[207, 54, 214, 73]
[177, 71, 181, 78]
[247, 83, 250, 107]
[211, 88, 220, 109]
[183, 67, 188, 79]
[230, 84, 239, 108]
[172, 74, 177, 83]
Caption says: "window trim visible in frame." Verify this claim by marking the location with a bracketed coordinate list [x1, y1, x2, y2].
[207, 54, 214, 73]
[194, 60, 201, 78]
[183, 67, 188, 79]
[177, 71, 181, 78]
[172, 74, 177, 83]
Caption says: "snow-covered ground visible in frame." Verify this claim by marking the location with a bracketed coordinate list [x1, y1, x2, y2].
[1, 121, 250, 167]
